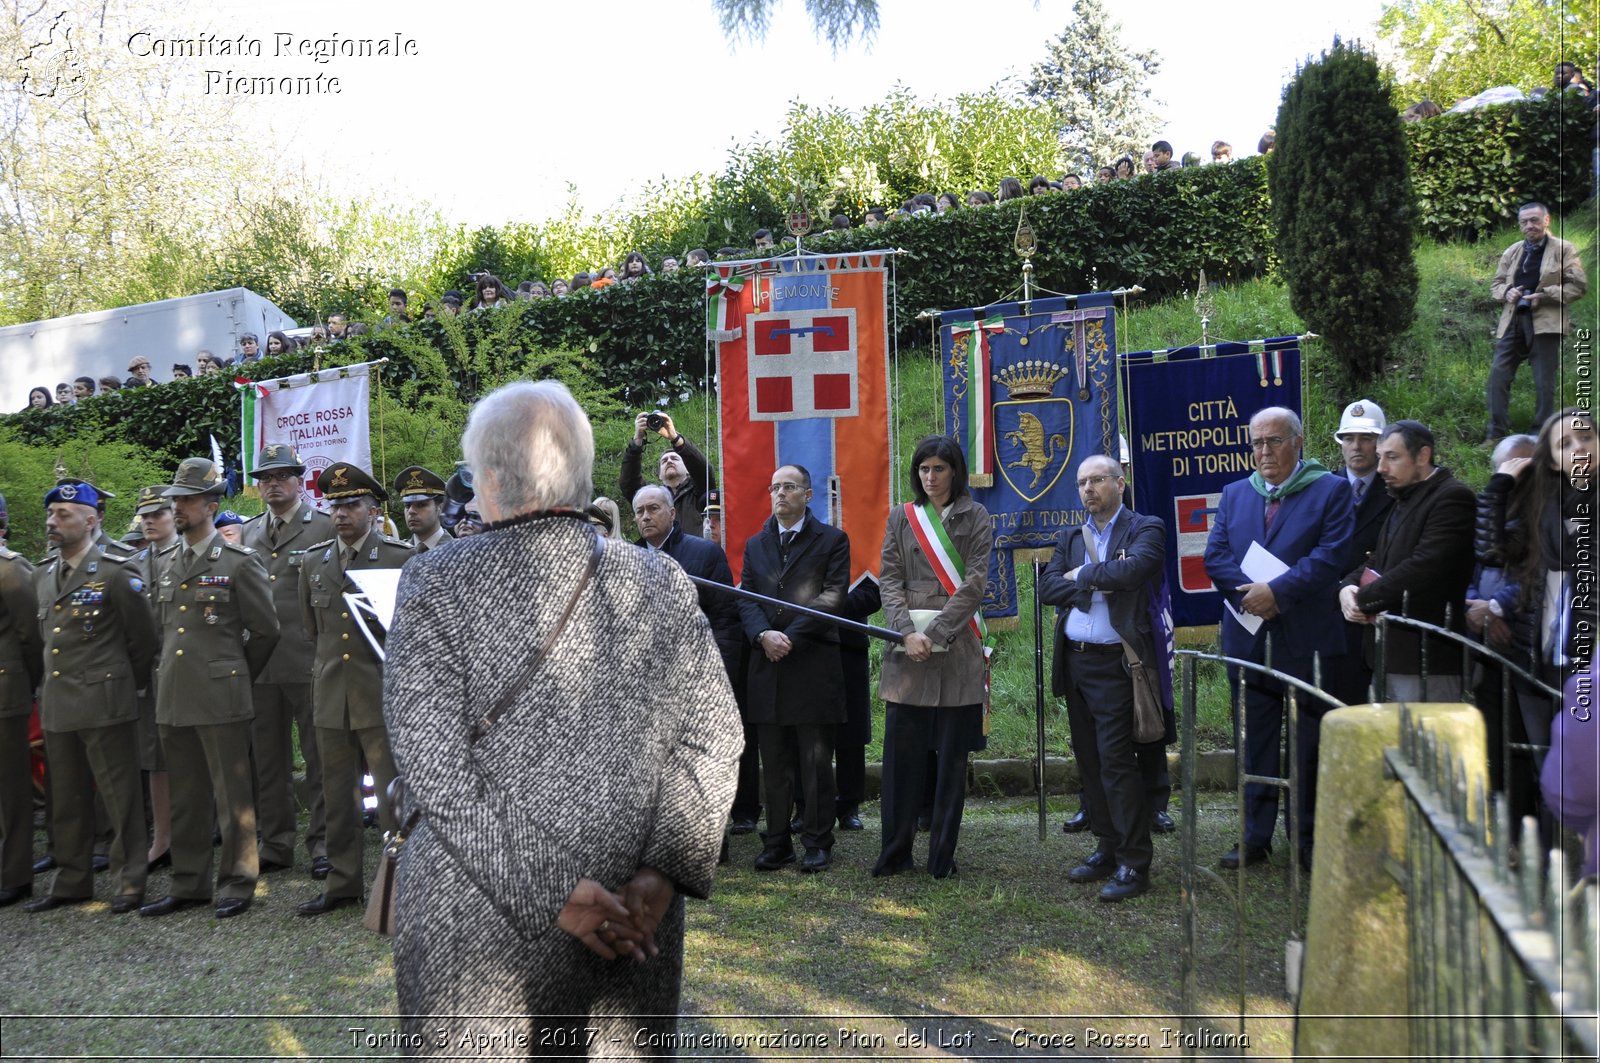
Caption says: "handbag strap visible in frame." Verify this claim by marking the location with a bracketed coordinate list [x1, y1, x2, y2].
[1080, 522, 1144, 669]
[390, 527, 605, 837]
[470, 528, 605, 743]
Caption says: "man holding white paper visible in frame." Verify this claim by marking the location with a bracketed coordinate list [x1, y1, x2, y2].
[1204, 408, 1353, 871]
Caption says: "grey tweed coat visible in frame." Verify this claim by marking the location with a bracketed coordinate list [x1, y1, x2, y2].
[382, 517, 743, 1057]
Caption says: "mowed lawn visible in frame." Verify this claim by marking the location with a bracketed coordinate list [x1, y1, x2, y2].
[0, 793, 1301, 1059]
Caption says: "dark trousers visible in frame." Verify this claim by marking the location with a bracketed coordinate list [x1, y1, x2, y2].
[876, 702, 978, 877]
[159, 721, 258, 901]
[1487, 317, 1560, 437]
[757, 723, 834, 852]
[728, 663, 761, 821]
[317, 724, 398, 900]
[0, 714, 33, 890]
[252, 682, 326, 865]
[42, 722, 147, 900]
[836, 645, 872, 813]
[1062, 647, 1153, 872]
[1230, 653, 1322, 853]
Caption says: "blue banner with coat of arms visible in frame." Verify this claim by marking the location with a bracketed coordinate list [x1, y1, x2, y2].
[940, 294, 1120, 620]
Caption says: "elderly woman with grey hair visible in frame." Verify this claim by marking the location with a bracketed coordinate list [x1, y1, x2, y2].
[382, 380, 743, 1057]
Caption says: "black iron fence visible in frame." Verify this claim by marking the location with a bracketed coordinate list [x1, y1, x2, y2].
[1383, 704, 1598, 1059]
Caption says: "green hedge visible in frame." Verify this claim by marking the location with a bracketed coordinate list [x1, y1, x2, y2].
[1407, 94, 1594, 241]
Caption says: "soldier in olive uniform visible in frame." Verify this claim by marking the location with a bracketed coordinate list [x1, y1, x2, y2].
[140, 458, 279, 920]
[52, 479, 139, 561]
[133, 485, 180, 869]
[296, 463, 412, 915]
[24, 482, 158, 914]
[242, 443, 335, 878]
[0, 493, 43, 907]
[393, 465, 451, 552]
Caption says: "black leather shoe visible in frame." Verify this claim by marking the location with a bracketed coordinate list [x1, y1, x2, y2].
[871, 856, 914, 878]
[789, 814, 804, 834]
[259, 859, 293, 874]
[146, 850, 172, 871]
[22, 894, 89, 912]
[729, 816, 758, 835]
[296, 893, 359, 916]
[32, 855, 55, 874]
[1061, 808, 1091, 834]
[91, 854, 110, 873]
[139, 895, 207, 918]
[930, 861, 959, 880]
[214, 896, 252, 919]
[799, 848, 832, 873]
[1220, 844, 1272, 869]
[1098, 865, 1150, 902]
[1152, 810, 1177, 834]
[1068, 849, 1118, 883]
[836, 809, 864, 831]
[110, 893, 143, 915]
[753, 847, 795, 871]
[309, 856, 332, 880]
[0, 884, 32, 907]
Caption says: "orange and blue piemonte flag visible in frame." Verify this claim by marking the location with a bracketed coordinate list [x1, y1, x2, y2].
[711, 253, 891, 589]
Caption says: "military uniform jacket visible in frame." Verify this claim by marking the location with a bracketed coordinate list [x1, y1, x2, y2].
[0, 548, 42, 716]
[242, 500, 335, 683]
[299, 530, 412, 730]
[152, 531, 280, 726]
[35, 545, 157, 731]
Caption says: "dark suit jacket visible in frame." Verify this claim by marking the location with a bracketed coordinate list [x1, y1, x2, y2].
[1038, 508, 1174, 740]
[1204, 471, 1353, 661]
[1346, 467, 1476, 673]
[645, 525, 743, 680]
[1338, 473, 1395, 659]
[738, 511, 848, 725]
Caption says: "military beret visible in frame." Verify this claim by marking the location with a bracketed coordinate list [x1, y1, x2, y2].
[214, 510, 247, 528]
[45, 481, 103, 509]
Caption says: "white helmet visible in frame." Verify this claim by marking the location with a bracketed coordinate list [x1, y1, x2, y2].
[1335, 399, 1386, 440]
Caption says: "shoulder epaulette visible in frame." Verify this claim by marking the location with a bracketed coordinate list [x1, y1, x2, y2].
[0, 545, 15, 561]
[98, 552, 130, 564]
[156, 541, 182, 556]
[307, 537, 337, 551]
[381, 535, 413, 549]
[223, 541, 255, 555]
[303, 508, 318, 523]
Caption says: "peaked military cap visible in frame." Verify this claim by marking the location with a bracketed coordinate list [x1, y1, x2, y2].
[162, 457, 227, 497]
[393, 465, 447, 503]
[317, 463, 387, 503]
[251, 442, 307, 477]
[134, 484, 173, 516]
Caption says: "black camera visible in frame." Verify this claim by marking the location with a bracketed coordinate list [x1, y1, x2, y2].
[646, 412, 665, 432]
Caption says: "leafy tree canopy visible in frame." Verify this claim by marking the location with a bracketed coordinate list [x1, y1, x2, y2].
[1377, 0, 1597, 107]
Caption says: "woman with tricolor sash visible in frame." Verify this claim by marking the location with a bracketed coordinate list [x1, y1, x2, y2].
[872, 435, 994, 880]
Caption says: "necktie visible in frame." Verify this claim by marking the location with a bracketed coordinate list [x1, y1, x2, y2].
[57, 560, 71, 591]
[779, 529, 796, 558]
[1353, 479, 1365, 504]
[1264, 492, 1281, 532]
[341, 546, 355, 572]
[270, 516, 284, 548]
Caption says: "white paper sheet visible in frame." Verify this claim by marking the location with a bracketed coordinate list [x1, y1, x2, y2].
[1242, 540, 1290, 583]
[345, 568, 404, 629]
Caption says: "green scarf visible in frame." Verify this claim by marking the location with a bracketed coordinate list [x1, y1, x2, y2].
[1249, 458, 1331, 499]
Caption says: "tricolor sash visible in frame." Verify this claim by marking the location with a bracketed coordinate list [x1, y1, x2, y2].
[905, 501, 998, 729]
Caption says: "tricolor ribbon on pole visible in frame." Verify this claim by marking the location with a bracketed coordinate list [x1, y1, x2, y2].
[948, 314, 1004, 487]
[904, 500, 998, 729]
[1257, 346, 1284, 386]
[705, 270, 747, 342]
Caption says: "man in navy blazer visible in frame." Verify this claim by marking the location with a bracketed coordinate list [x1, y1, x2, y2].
[738, 464, 849, 873]
[1204, 407, 1353, 871]
[1040, 455, 1172, 901]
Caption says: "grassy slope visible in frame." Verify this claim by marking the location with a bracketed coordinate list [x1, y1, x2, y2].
[622, 206, 1599, 762]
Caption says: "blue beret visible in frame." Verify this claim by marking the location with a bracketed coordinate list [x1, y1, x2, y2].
[214, 510, 247, 528]
[45, 482, 101, 509]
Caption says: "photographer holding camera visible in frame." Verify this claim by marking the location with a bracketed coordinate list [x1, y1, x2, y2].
[621, 412, 714, 539]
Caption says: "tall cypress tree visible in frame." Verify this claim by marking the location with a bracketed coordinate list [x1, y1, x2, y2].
[1271, 39, 1417, 388]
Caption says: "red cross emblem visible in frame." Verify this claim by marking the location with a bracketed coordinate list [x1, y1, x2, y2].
[746, 309, 859, 420]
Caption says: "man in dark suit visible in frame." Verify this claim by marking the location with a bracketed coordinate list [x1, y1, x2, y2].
[1205, 407, 1353, 871]
[1039, 454, 1170, 902]
[1339, 420, 1476, 702]
[1324, 399, 1396, 707]
[738, 464, 848, 873]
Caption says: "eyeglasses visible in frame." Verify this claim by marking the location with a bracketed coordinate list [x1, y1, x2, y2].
[767, 482, 806, 495]
[1075, 474, 1115, 488]
[1250, 436, 1291, 451]
[257, 471, 298, 483]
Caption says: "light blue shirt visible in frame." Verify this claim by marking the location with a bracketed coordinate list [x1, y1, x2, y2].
[1063, 506, 1124, 645]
